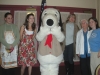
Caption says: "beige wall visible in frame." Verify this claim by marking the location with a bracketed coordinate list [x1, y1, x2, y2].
[0, 0, 97, 9]
[0, 0, 99, 23]
[95, 0, 100, 26]
[99, 0, 100, 24]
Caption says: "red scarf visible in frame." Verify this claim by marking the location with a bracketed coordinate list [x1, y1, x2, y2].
[45, 34, 52, 48]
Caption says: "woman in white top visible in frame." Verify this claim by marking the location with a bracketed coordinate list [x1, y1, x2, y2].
[76, 19, 92, 75]
[18, 13, 37, 75]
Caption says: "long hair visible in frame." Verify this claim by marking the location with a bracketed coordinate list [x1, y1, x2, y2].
[66, 14, 76, 23]
[24, 13, 36, 31]
[88, 17, 99, 30]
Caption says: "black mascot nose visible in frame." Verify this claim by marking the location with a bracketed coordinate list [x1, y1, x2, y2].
[46, 19, 54, 26]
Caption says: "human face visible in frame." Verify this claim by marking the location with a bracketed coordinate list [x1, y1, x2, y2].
[81, 20, 88, 30]
[89, 19, 96, 30]
[27, 15, 34, 24]
[69, 15, 75, 23]
[5, 15, 13, 24]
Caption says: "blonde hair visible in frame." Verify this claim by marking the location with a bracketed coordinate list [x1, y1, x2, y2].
[66, 14, 76, 23]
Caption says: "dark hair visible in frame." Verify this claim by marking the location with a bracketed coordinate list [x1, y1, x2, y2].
[24, 13, 36, 31]
[66, 14, 76, 23]
[4, 12, 12, 18]
[88, 17, 99, 30]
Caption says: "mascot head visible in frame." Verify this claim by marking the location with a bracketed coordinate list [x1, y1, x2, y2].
[38, 8, 63, 31]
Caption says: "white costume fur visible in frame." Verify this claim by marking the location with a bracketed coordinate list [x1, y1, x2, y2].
[36, 8, 64, 75]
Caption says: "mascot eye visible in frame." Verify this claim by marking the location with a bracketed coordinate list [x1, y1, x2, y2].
[44, 13, 47, 15]
[55, 14, 57, 16]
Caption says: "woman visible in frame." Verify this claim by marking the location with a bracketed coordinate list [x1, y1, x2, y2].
[88, 17, 100, 75]
[0, 12, 20, 74]
[63, 14, 79, 75]
[18, 13, 37, 75]
[76, 19, 91, 75]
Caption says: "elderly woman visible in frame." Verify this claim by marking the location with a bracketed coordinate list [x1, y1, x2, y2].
[76, 19, 92, 75]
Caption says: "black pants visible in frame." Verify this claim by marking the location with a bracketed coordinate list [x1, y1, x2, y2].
[1, 67, 15, 75]
[63, 43, 74, 64]
[63, 43, 74, 75]
[80, 57, 91, 75]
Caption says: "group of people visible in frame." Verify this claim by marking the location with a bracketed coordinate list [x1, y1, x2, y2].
[63, 14, 100, 75]
[0, 12, 37, 75]
[0, 12, 100, 75]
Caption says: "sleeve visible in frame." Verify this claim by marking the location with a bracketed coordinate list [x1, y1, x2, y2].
[0, 26, 10, 49]
[76, 31, 80, 54]
[74, 24, 80, 43]
[12, 26, 20, 47]
[98, 30, 100, 51]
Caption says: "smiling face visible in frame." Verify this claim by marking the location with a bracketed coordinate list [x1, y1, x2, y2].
[5, 14, 13, 24]
[69, 15, 76, 23]
[27, 15, 35, 25]
[81, 19, 88, 30]
[89, 19, 97, 30]
[41, 8, 60, 28]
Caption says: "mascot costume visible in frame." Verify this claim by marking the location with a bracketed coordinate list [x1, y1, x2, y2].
[36, 8, 65, 75]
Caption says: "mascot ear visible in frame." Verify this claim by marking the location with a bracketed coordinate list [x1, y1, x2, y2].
[58, 11, 63, 31]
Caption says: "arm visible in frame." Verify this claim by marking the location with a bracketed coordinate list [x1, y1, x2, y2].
[36, 26, 50, 41]
[0, 26, 10, 49]
[51, 26, 65, 42]
[33, 27, 37, 39]
[76, 31, 80, 55]
[12, 25, 20, 47]
[74, 24, 80, 43]
[98, 30, 100, 58]
[20, 25, 25, 40]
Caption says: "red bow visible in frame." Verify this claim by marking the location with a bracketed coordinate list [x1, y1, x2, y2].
[45, 34, 52, 48]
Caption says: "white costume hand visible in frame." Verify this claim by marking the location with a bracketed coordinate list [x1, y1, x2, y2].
[51, 26, 65, 42]
[51, 26, 61, 35]
[36, 26, 50, 41]
[40, 26, 50, 35]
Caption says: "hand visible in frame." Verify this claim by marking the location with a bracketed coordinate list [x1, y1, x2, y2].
[40, 26, 51, 35]
[36, 26, 51, 41]
[98, 51, 100, 58]
[51, 26, 64, 42]
[5, 46, 14, 53]
[10, 45, 14, 53]
[77, 54, 80, 57]
[51, 26, 61, 35]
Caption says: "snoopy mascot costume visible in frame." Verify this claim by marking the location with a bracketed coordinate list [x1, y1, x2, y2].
[36, 8, 65, 75]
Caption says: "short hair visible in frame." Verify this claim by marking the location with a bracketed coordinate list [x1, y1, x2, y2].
[80, 19, 88, 24]
[4, 12, 12, 18]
